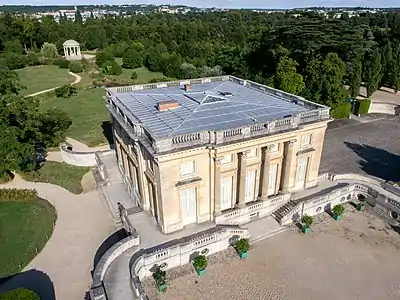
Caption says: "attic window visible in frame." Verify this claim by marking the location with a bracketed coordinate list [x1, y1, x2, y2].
[203, 96, 227, 104]
[219, 91, 233, 97]
[157, 100, 179, 111]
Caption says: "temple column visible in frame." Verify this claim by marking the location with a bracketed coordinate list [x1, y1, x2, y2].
[214, 157, 223, 216]
[260, 146, 271, 200]
[281, 140, 297, 193]
[238, 150, 250, 207]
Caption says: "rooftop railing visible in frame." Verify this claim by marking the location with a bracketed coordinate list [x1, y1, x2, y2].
[105, 76, 331, 154]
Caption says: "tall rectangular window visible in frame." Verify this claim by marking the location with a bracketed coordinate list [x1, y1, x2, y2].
[179, 187, 197, 225]
[220, 176, 233, 211]
[301, 134, 312, 146]
[296, 156, 308, 183]
[245, 169, 256, 203]
[180, 161, 195, 177]
[268, 164, 278, 196]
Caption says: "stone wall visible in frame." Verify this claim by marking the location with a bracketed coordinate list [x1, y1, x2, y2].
[60, 144, 112, 166]
[368, 102, 400, 115]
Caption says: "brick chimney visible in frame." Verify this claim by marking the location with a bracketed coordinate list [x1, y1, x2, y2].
[184, 84, 191, 92]
[157, 100, 180, 111]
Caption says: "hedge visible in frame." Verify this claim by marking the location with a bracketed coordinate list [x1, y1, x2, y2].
[0, 188, 38, 202]
[354, 99, 371, 115]
[69, 61, 83, 73]
[331, 102, 351, 119]
[54, 58, 70, 69]
[0, 288, 40, 300]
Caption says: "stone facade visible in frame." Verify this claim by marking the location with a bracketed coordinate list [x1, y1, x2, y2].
[105, 76, 331, 234]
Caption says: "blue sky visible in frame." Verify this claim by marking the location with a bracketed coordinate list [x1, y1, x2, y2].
[0, 0, 398, 9]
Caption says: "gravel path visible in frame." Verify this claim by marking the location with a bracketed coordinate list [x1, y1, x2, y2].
[143, 205, 400, 300]
[0, 174, 114, 300]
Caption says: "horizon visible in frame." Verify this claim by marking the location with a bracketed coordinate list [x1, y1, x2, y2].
[1, 1, 399, 10]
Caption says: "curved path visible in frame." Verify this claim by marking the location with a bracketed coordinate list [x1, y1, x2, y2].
[26, 71, 82, 98]
[0, 175, 114, 300]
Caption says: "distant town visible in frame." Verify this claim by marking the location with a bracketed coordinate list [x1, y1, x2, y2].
[0, 4, 399, 22]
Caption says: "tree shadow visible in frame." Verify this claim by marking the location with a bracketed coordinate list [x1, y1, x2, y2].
[0, 269, 55, 300]
[92, 228, 127, 272]
[101, 121, 115, 149]
[344, 142, 400, 182]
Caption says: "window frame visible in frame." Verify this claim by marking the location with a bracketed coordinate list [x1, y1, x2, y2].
[180, 160, 196, 177]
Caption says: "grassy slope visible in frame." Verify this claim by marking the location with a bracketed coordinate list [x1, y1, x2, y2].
[0, 198, 57, 277]
[17, 65, 74, 96]
[20, 162, 89, 194]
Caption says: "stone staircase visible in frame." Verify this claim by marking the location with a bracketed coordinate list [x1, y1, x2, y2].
[272, 199, 301, 224]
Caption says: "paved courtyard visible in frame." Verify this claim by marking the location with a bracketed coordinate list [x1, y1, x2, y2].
[320, 115, 400, 181]
[143, 205, 400, 300]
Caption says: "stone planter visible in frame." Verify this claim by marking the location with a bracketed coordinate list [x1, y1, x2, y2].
[157, 281, 167, 292]
[333, 213, 341, 221]
[302, 226, 310, 233]
[238, 251, 248, 259]
[357, 203, 365, 211]
[195, 268, 206, 276]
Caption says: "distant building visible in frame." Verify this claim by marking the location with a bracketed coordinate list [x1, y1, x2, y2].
[105, 76, 330, 234]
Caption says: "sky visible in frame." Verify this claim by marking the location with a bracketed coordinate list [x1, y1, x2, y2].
[0, 0, 398, 9]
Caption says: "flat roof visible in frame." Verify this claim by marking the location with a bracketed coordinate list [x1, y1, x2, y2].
[114, 79, 311, 139]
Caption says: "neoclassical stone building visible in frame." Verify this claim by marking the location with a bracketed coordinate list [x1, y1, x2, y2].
[105, 76, 331, 233]
[63, 39, 82, 60]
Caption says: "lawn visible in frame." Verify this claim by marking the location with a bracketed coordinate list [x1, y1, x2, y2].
[118, 67, 165, 84]
[20, 161, 90, 194]
[16, 65, 74, 96]
[0, 197, 57, 277]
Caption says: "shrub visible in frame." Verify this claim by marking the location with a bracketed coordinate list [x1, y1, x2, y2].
[332, 204, 345, 216]
[25, 52, 40, 66]
[2, 53, 26, 69]
[354, 99, 371, 115]
[152, 266, 166, 286]
[0, 171, 14, 184]
[131, 71, 138, 80]
[149, 76, 170, 83]
[193, 255, 207, 271]
[55, 85, 77, 98]
[301, 214, 313, 227]
[0, 188, 38, 202]
[54, 59, 70, 69]
[95, 51, 114, 67]
[0, 288, 40, 300]
[122, 48, 143, 69]
[41, 42, 58, 61]
[234, 238, 250, 253]
[331, 102, 351, 119]
[100, 60, 122, 76]
[69, 61, 83, 73]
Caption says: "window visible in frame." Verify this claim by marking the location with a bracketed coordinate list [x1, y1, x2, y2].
[247, 149, 257, 157]
[220, 176, 233, 210]
[180, 160, 195, 177]
[268, 164, 278, 196]
[301, 134, 312, 146]
[221, 154, 233, 164]
[245, 169, 257, 203]
[179, 187, 197, 225]
[269, 143, 279, 153]
[146, 159, 154, 173]
[296, 156, 308, 183]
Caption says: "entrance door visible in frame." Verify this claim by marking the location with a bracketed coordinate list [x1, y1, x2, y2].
[179, 187, 197, 225]
[245, 169, 256, 203]
[267, 164, 278, 196]
[295, 156, 309, 189]
[220, 176, 233, 211]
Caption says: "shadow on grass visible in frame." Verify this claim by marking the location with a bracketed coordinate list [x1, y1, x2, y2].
[101, 121, 115, 149]
[0, 269, 55, 300]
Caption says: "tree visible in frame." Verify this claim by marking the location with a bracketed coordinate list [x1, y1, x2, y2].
[40, 42, 58, 61]
[131, 71, 138, 80]
[0, 288, 39, 300]
[122, 48, 143, 69]
[101, 60, 122, 76]
[364, 48, 382, 97]
[391, 42, 400, 93]
[273, 56, 305, 95]
[38, 108, 72, 148]
[0, 67, 24, 95]
[95, 51, 114, 67]
[381, 41, 393, 86]
[303, 59, 323, 104]
[75, 9, 83, 24]
[348, 54, 362, 98]
[4, 39, 23, 54]
[69, 61, 83, 73]
[180, 63, 198, 79]
[164, 53, 183, 78]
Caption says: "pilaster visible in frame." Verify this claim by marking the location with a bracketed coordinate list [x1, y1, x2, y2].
[281, 140, 297, 193]
[213, 157, 223, 216]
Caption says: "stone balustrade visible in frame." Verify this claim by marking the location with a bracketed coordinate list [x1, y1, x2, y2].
[106, 75, 331, 154]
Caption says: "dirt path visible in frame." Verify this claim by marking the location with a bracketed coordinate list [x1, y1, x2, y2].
[26, 71, 82, 97]
[0, 174, 114, 300]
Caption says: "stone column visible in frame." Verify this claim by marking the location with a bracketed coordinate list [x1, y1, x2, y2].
[260, 146, 271, 200]
[281, 140, 297, 193]
[238, 150, 250, 207]
[214, 157, 223, 216]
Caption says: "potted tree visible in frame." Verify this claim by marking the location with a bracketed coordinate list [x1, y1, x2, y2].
[152, 266, 167, 292]
[193, 255, 207, 276]
[234, 238, 250, 259]
[332, 204, 345, 221]
[301, 214, 313, 233]
[357, 194, 366, 211]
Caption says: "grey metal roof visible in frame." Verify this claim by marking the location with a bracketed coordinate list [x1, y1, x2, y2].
[115, 80, 310, 138]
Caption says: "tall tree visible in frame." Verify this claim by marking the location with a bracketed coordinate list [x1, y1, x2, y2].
[122, 48, 143, 69]
[303, 58, 323, 104]
[75, 10, 83, 24]
[364, 48, 383, 97]
[0, 67, 23, 95]
[391, 42, 400, 93]
[348, 54, 362, 98]
[381, 41, 393, 85]
[273, 56, 305, 95]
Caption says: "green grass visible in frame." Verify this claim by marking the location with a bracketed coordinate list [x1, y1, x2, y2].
[0, 198, 57, 277]
[40, 87, 110, 146]
[118, 67, 165, 84]
[20, 162, 90, 194]
[16, 65, 74, 96]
